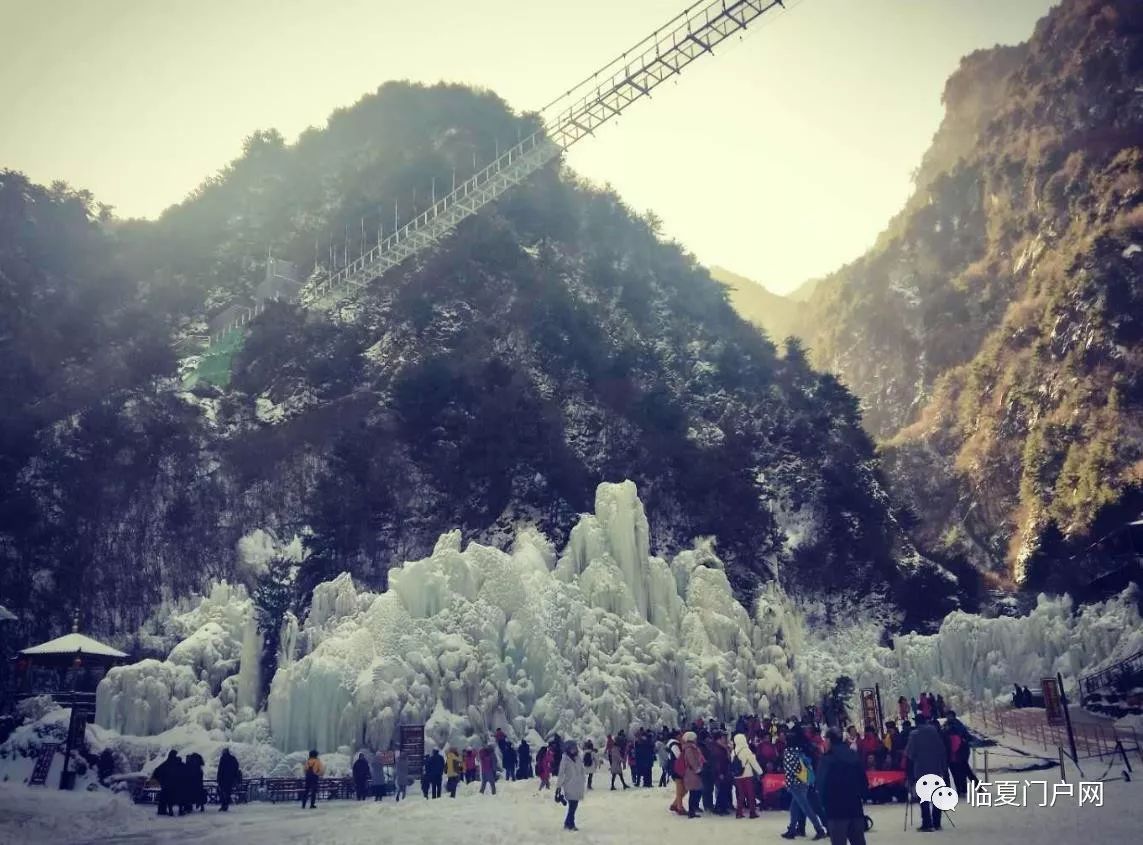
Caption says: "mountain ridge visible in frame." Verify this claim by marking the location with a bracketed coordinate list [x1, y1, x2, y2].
[725, 0, 1143, 588]
[0, 83, 955, 645]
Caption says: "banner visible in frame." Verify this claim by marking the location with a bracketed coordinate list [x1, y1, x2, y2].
[399, 725, 425, 778]
[760, 769, 905, 802]
[761, 773, 785, 798]
[29, 744, 59, 786]
[866, 769, 907, 790]
[1042, 677, 1064, 725]
[377, 750, 396, 766]
[860, 688, 879, 728]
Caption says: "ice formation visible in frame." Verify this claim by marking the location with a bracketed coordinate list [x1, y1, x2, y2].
[86, 480, 1143, 776]
[267, 481, 800, 754]
[96, 582, 262, 736]
[796, 586, 1143, 709]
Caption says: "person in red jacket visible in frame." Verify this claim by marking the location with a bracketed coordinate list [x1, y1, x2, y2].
[712, 733, 733, 815]
[857, 724, 881, 769]
[757, 736, 779, 772]
[463, 748, 477, 784]
[478, 744, 499, 795]
[537, 746, 552, 790]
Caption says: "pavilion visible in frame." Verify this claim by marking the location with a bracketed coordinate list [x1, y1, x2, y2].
[10, 621, 128, 707]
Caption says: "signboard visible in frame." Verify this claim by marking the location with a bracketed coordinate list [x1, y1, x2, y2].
[377, 750, 396, 766]
[860, 688, 879, 729]
[399, 725, 425, 778]
[29, 744, 59, 786]
[66, 707, 90, 752]
[1042, 677, 1064, 725]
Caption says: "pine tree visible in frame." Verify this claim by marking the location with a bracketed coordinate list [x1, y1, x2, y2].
[253, 556, 297, 697]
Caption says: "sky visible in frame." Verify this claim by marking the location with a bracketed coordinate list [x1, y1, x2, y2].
[0, 0, 1057, 293]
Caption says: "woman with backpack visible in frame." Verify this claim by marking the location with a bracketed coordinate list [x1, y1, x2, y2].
[301, 750, 323, 809]
[656, 737, 670, 787]
[582, 740, 597, 790]
[781, 732, 825, 840]
[667, 733, 686, 814]
[731, 733, 763, 819]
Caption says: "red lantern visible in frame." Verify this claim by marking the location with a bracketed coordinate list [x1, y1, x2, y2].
[73, 655, 83, 669]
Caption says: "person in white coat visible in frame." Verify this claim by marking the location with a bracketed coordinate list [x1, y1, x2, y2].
[556, 740, 588, 831]
[732, 733, 764, 819]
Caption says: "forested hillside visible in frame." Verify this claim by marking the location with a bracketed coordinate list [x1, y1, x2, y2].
[727, 0, 1143, 589]
[0, 83, 952, 644]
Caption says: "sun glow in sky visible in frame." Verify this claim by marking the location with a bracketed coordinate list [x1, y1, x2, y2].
[0, 0, 1056, 292]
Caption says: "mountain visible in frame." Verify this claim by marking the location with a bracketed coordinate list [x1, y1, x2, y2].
[709, 266, 804, 345]
[750, 0, 1143, 589]
[0, 83, 952, 645]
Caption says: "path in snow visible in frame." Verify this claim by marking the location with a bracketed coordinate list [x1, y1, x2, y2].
[1, 772, 1137, 845]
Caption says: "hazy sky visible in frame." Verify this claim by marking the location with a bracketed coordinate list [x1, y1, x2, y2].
[0, 0, 1056, 292]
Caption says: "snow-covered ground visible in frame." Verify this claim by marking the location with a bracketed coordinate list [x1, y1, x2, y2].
[0, 768, 1137, 845]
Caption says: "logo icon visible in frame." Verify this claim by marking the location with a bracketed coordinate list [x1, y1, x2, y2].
[915, 774, 959, 812]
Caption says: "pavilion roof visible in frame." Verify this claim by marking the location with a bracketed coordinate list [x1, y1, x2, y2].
[19, 632, 127, 659]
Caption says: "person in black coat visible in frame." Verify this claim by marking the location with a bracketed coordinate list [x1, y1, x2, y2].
[216, 748, 240, 812]
[634, 731, 655, 788]
[816, 729, 868, 845]
[502, 739, 517, 782]
[184, 753, 206, 812]
[424, 749, 445, 799]
[549, 734, 564, 776]
[516, 740, 533, 779]
[153, 750, 184, 817]
[352, 752, 371, 800]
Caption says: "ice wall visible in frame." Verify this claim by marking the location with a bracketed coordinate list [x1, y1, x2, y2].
[794, 586, 1143, 709]
[267, 481, 799, 753]
[91, 481, 1143, 765]
[96, 582, 262, 735]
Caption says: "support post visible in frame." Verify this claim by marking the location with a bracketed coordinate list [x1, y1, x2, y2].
[983, 749, 989, 782]
[1058, 746, 1066, 781]
[1058, 672, 1080, 769]
[1116, 740, 1133, 778]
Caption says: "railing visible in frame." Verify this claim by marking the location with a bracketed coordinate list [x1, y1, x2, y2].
[301, 132, 561, 307]
[1080, 649, 1143, 700]
[197, 0, 792, 353]
[131, 776, 392, 805]
[4, 689, 96, 710]
[972, 702, 1141, 763]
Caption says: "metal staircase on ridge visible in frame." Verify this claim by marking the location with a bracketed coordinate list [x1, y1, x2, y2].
[198, 0, 791, 352]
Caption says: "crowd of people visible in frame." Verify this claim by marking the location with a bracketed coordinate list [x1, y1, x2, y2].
[148, 689, 976, 840]
[152, 748, 241, 815]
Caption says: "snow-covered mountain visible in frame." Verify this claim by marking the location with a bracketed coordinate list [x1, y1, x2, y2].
[727, 0, 1143, 588]
[0, 83, 951, 649]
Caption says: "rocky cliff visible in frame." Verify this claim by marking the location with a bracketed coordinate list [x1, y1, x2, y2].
[730, 0, 1143, 586]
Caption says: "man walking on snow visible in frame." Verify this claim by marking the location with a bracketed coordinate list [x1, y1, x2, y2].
[816, 729, 867, 845]
[905, 715, 949, 832]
